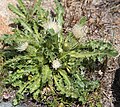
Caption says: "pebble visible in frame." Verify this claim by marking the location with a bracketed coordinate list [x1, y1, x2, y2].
[0, 101, 27, 107]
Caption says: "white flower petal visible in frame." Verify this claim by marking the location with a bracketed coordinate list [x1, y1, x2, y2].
[43, 20, 61, 33]
[16, 42, 28, 52]
[72, 24, 88, 42]
[52, 59, 61, 70]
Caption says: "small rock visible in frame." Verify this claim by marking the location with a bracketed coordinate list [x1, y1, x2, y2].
[0, 101, 27, 107]
[0, 101, 12, 107]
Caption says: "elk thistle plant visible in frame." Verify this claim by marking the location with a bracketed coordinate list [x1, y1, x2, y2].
[0, 0, 118, 106]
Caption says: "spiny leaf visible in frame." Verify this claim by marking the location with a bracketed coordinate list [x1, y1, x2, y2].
[59, 70, 71, 89]
[17, 82, 29, 93]
[68, 50, 117, 58]
[8, 4, 25, 18]
[17, 0, 27, 15]
[54, 0, 64, 27]
[31, 0, 42, 16]
[33, 90, 40, 101]
[41, 65, 52, 84]
[29, 76, 40, 93]
[68, 51, 103, 58]
[18, 19, 33, 33]
[54, 75, 66, 93]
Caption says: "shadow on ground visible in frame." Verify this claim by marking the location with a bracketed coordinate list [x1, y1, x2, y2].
[112, 68, 120, 107]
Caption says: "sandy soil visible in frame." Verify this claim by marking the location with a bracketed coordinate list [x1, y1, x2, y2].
[0, 0, 17, 35]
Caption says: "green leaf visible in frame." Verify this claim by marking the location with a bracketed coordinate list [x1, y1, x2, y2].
[54, 75, 66, 93]
[33, 89, 40, 101]
[18, 19, 33, 33]
[71, 92, 78, 98]
[17, 82, 28, 93]
[41, 65, 52, 85]
[79, 16, 87, 26]
[12, 99, 19, 106]
[79, 96, 86, 104]
[54, 0, 64, 27]
[17, 0, 27, 15]
[96, 102, 102, 107]
[12, 80, 23, 87]
[59, 70, 71, 89]
[12, 94, 24, 106]
[31, 0, 42, 16]
[68, 51, 103, 58]
[8, 4, 25, 18]
[29, 77, 40, 93]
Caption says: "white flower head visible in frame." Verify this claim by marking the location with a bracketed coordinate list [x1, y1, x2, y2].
[16, 42, 28, 52]
[3, 91, 10, 99]
[72, 24, 84, 38]
[72, 24, 88, 42]
[52, 59, 61, 70]
[43, 20, 61, 33]
[9, 71, 13, 74]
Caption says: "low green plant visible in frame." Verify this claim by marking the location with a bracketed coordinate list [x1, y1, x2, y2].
[0, 0, 118, 106]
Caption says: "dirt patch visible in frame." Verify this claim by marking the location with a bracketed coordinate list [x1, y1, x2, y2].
[0, 16, 13, 35]
[0, 0, 17, 36]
